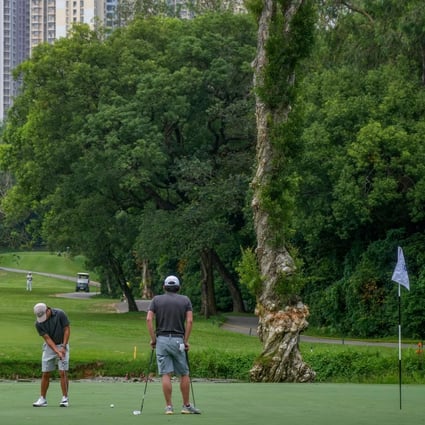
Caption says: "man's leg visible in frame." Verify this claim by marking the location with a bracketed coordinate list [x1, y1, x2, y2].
[162, 373, 173, 406]
[59, 370, 68, 397]
[179, 374, 201, 414]
[180, 374, 190, 406]
[40, 372, 50, 398]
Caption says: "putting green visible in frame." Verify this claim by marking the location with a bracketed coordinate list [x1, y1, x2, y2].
[1, 380, 424, 425]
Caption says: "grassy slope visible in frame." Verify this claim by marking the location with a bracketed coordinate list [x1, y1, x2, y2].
[0, 251, 92, 277]
[0, 252, 261, 379]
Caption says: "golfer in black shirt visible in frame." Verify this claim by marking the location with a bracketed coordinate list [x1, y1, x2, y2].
[32, 303, 70, 407]
[147, 275, 201, 415]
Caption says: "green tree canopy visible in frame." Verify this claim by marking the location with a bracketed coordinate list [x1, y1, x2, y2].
[0, 14, 257, 312]
[290, 0, 425, 337]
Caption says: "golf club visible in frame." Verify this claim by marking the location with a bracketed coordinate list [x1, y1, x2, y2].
[185, 350, 196, 407]
[61, 357, 69, 407]
[133, 348, 155, 416]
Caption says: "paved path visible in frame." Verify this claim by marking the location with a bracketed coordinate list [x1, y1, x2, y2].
[115, 303, 414, 349]
[222, 316, 415, 349]
[115, 299, 151, 312]
[0, 267, 101, 293]
[1, 267, 77, 282]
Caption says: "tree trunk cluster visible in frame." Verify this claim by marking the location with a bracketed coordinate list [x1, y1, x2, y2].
[250, 303, 316, 382]
[200, 247, 246, 318]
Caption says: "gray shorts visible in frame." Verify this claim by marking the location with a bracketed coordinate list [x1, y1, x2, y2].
[41, 343, 69, 372]
[156, 336, 189, 376]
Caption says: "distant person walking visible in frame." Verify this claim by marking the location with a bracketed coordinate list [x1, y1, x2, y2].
[32, 303, 70, 408]
[146, 275, 201, 415]
[26, 272, 32, 291]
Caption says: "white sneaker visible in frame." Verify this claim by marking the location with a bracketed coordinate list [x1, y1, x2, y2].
[33, 397, 47, 407]
[181, 404, 201, 414]
[60, 396, 69, 407]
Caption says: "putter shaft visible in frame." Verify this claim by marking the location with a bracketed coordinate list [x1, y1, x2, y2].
[136, 349, 155, 414]
[185, 351, 196, 407]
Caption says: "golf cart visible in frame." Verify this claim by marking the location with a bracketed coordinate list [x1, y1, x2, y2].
[76, 272, 90, 292]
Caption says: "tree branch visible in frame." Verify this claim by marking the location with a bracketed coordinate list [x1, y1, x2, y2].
[339, 0, 374, 24]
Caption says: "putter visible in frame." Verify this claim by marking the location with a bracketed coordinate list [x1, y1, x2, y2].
[185, 351, 196, 407]
[61, 358, 69, 406]
[133, 349, 155, 416]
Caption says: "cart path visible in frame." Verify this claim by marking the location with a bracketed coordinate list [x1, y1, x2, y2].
[1, 267, 415, 348]
[0, 266, 100, 288]
[115, 300, 414, 349]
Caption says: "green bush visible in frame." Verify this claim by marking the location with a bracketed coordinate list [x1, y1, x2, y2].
[10, 348, 425, 384]
[190, 350, 256, 381]
[0, 361, 41, 380]
[3, 352, 257, 381]
[304, 347, 425, 383]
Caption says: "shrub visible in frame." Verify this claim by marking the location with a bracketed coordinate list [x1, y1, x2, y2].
[303, 347, 425, 383]
[3, 348, 425, 384]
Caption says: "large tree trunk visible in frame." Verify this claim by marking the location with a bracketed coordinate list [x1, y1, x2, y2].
[211, 249, 245, 313]
[109, 255, 139, 312]
[141, 258, 153, 299]
[250, 0, 315, 382]
[200, 248, 217, 318]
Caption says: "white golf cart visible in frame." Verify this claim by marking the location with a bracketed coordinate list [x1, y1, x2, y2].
[76, 272, 90, 292]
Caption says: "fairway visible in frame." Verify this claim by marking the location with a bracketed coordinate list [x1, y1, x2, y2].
[1, 380, 424, 425]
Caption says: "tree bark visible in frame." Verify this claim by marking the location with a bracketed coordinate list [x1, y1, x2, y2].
[200, 248, 217, 318]
[211, 249, 245, 313]
[109, 255, 139, 312]
[250, 0, 315, 382]
[141, 258, 153, 299]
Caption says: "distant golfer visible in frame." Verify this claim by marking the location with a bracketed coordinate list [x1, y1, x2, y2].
[32, 303, 70, 408]
[26, 272, 32, 291]
[147, 275, 201, 415]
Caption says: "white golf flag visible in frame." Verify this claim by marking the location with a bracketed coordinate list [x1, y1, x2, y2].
[392, 246, 410, 291]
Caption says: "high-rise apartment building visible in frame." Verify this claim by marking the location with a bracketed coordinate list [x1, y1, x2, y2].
[1, 0, 30, 121]
[29, 0, 108, 53]
[1, 0, 115, 121]
[1, 0, 244, 122]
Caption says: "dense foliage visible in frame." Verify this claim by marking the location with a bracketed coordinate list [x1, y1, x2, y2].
[291, 0, 425, 338]
[0, 13, 257, 312]
[3, 2, 425, 339]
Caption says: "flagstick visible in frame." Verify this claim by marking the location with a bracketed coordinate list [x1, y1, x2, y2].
[398, 284, 402, 410]
[392, 246, 409, 410]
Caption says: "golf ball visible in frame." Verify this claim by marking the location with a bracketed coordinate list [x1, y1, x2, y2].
[110, 404, 114, 408]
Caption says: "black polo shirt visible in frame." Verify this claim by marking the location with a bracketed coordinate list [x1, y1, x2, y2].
[35, 308, 70, 345]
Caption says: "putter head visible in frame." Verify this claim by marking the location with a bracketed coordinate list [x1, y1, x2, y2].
[133, 410, 141, 416]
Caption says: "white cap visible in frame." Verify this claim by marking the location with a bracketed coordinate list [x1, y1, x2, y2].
[164, 275, 180, 287]
[34, 303, 48, 323]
